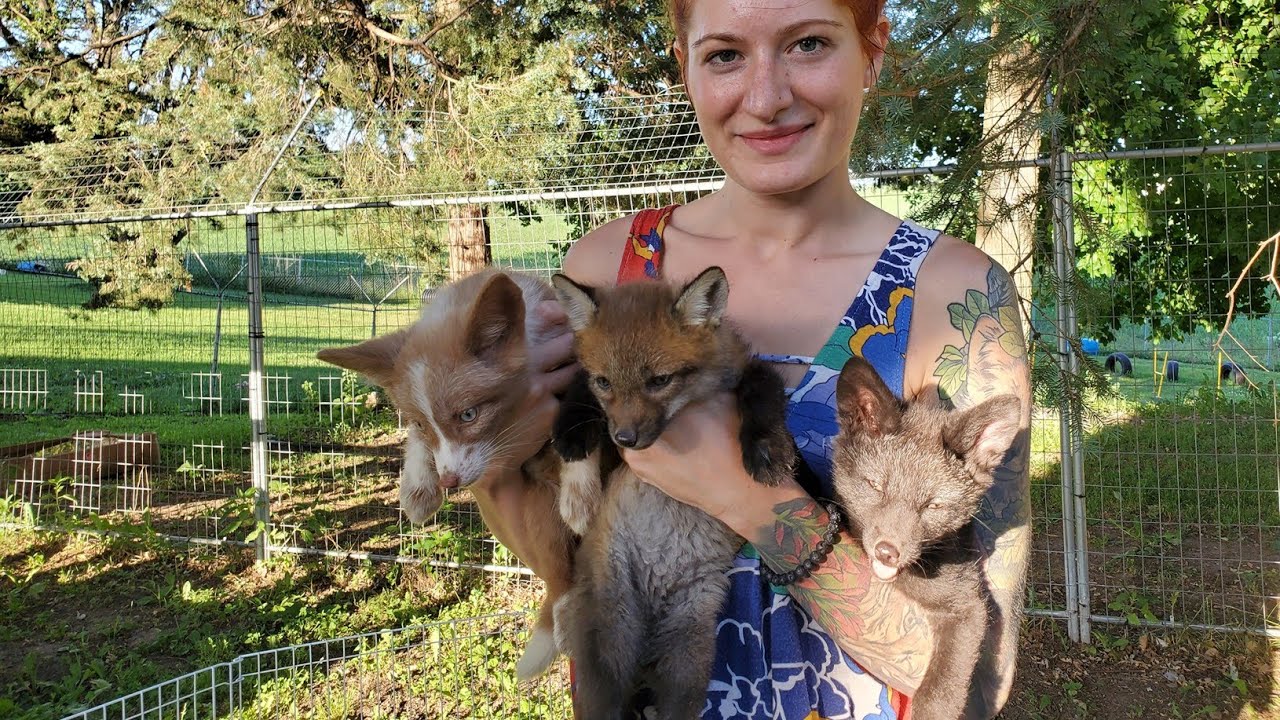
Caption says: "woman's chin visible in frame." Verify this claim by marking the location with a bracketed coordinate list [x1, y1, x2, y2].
[728, 168, 838, 197]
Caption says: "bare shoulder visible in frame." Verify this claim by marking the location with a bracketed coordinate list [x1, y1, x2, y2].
[560, 214, 634, 287]
[918, 232, 1013, 301]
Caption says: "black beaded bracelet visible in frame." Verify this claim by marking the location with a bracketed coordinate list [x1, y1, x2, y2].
[760, 500, 843, 587]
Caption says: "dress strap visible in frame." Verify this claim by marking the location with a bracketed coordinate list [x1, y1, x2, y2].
[616, 204, 678, 284]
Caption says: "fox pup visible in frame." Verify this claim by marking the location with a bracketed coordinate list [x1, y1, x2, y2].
[316, 268, 590, 681]
[830, 356, 1021, 720]
[550, 267, 797, 720]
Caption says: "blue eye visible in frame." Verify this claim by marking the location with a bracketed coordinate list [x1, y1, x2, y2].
[458, 407, 478, 423]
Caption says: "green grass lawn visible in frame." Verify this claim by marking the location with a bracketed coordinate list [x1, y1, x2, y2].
[2, 530, 1275, 720]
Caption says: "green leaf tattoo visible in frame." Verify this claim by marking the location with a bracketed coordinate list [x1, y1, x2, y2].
[934, 264, 1026, 404]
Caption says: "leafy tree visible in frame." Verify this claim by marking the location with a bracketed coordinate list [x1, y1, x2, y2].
[865, 0, 1278, 344]
[66, 224, 192, 310]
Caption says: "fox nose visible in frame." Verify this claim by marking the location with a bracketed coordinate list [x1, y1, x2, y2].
[874, 542, 900, 567]
[438, 472, 461, 489]
[613, 428, 638, 448]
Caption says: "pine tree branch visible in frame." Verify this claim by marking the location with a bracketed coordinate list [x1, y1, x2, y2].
[334, 0, 484, 85]
[0, 19, 21, 53]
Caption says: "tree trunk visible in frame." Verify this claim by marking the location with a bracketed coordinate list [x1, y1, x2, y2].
[976, 35, 1040, 338]
[447, 204, 491, 280]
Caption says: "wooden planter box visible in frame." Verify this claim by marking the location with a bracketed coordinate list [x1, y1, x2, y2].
[0, 431, 159, 482]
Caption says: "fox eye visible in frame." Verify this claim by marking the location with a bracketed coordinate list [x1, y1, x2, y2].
[646, 374, 673, 389]
[594, 376, 612, 391]
[925, 499, 942, 511]
[458, 407, 479, 423]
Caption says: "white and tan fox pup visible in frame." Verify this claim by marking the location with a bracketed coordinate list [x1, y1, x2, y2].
[316, 267, 587, 681]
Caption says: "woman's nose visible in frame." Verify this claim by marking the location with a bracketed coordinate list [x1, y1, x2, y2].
[741, 55, 793, 121]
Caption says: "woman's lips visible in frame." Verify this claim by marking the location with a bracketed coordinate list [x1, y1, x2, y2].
[738, 124, 812, 156]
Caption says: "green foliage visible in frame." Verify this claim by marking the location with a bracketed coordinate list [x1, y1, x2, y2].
[65, 225, 193, 311]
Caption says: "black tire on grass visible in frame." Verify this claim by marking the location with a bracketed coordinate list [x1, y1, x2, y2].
[1220, 362, 1247, 386]
[1105, 352, 1133, 377]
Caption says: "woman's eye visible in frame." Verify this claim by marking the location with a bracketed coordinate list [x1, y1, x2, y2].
[458, 407, 479, 423]
[707, 49, 739, 65]
[594, 376, 612, 391]
[795, 37, 825, 53]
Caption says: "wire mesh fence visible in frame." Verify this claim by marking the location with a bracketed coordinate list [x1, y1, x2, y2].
[58, 611, 573, 720]
[1, 94, 1278, 654]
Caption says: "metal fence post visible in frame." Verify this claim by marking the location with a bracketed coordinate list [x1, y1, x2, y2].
[1059, 152, 1092, 639]
[245, 212, 271, 562]
[1050, 135, 1091, 642]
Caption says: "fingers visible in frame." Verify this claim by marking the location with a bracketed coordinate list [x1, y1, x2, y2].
[529, 329, 576, 374]
[543, 361, 582, 396]
[533, 299, 568, 328]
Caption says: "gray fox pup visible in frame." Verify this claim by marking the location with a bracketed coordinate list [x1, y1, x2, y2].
[831, 355, 1021, 720]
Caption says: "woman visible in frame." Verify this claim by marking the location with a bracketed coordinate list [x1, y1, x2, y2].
[512, 0, 1031, 717]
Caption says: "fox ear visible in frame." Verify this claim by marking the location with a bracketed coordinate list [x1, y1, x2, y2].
[674, 266, 729, 327]
[943, 394, 1022, 474]
[551, 274, 598, 332]
[835, 356, 903, 437]
[317, 329, 409, 389]
[467, 273, 527, 361]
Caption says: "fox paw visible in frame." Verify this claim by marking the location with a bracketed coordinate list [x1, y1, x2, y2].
[553, 424, 600, 463]
[740, 425, 796, 487]
[558, 454, 602, 535]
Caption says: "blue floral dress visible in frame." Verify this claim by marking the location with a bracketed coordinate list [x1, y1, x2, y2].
[615, 206, 941, 720]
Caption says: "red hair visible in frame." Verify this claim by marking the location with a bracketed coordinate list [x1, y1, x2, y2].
[666, 0, 887, 61]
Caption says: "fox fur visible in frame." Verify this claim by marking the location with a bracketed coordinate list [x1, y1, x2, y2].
[830, 356, 1021, 720]
[549, 267, 797, 720]
[316, 267, 587, 681]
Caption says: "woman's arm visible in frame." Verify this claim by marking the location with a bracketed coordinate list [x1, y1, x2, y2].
[625, 394, 938, 696]
[913, 242, 1033, 717]
[746, 491, 937, 694]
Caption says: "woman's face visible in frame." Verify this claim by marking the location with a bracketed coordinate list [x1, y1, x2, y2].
[679, 0, 883, 197]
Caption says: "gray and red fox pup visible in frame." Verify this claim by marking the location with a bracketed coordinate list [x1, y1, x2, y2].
[831, 355, 1021, 720]
[316, 267, 592, 681]
[549, 266, 797, 720]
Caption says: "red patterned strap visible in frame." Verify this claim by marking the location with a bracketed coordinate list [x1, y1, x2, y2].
[616, 204, 679, 284]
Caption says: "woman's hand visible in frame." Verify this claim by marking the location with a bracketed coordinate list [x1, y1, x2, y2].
[620, 392, 807, 536]
[504, 300, 580, 468]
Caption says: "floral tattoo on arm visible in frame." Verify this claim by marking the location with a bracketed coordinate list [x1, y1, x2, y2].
[753, 498, 935, 695]
[933, 261, 1033, 715]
